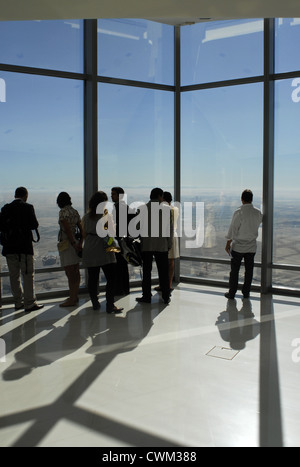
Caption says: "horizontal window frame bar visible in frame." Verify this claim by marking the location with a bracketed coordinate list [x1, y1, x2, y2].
[180, 70, 300, 92]
[0, 64, 175, 91]
[271, 263, 300, 271]
[0, 63, 88, 80]
[2, 259, 300, 278]
[1, 259, 300, 279]
[180, 75, 264, 92]
[180, 255, 261, 267]
[2, 65, 299, 93]
[180, 276, 300, 297]
[97, 75, 175, 92]
[181, 256, 300, 272]
[270, 70, 300, 81]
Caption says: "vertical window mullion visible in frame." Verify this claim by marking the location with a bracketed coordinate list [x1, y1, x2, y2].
[174, 25, 181, 283]
[84, 19, 98, 212]
[261, 18, 275, 294]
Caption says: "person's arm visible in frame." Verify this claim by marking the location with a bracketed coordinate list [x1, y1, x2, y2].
[225, 211, 240, 255]
[60, 219, 78, 249]
[77, 220, 83, 249]
[225, 239, 232, 255]
[28, 204, 39, 230]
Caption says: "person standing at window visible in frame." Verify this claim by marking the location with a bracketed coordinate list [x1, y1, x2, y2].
[57, 192, 82, 307]
[82, 190, 123, 314]
[136, 187, 173, 305]
[111, 186, 136, 296]
[225, 189, 262, 300]
[0, 187, 43, 312]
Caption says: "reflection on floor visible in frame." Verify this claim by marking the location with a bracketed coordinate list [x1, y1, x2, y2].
[0, 283, 300, 447]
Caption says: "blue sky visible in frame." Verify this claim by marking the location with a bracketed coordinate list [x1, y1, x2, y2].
[0, 18, 300, 200]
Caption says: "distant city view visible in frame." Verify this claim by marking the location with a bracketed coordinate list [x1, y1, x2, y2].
[1, 187, 299, 297]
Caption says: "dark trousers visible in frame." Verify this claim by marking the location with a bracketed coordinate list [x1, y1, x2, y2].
[87, 263, 115, 309]
[229, 250, 255, 297]
[114, 252, 130, 295]
[141, 251, 170, 302]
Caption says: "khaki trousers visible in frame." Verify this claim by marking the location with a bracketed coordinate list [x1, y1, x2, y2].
[6, 254, 36, 309]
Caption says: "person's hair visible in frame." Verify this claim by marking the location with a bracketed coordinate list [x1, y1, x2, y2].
[241, 189, 253, 203]
[163, 191, 172, 204]
[56, 192, 72, 209]
[88, 191, 108, 217]
[150, 187, 163, 200]
[111, 186, 124, 195]
[15, 187, 28, 199]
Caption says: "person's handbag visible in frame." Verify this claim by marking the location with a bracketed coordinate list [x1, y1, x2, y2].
[57, 229, 69, 252]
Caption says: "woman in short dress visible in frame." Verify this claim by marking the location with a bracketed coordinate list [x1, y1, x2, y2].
[81, 190, 123, 314]
[57, 192, 82, 307]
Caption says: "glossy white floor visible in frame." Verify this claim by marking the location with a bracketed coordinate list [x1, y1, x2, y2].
[0, 283, 300, 447]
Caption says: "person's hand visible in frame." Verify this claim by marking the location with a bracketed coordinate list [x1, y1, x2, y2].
[225, 240, 232, 255]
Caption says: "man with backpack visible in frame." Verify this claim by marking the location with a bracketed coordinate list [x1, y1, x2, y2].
[0, 187, 43, 312]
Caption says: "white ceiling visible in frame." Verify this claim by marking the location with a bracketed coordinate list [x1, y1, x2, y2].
[0, 0, 300, 23]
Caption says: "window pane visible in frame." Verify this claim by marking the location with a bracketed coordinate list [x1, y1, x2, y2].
[0, 20, 83, 73]
[98, 19, 174, 85]
[181, 19, 263, 86]
[181, 260, 261, 287]
[181, 83, 263, 268]
[274, 79, 300, 274]
[275, 19, 300, 74]
[272, 269, 300, 290]
[0, 72, 84, 278]
[98, 83, 174, 205]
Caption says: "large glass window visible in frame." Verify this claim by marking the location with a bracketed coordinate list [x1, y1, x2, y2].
[274, 79, 300, 276]
[275, 18, 300, 74]
[98, 83, 174, 206]
[181, 19, 264, 86]
[97, 19, 174, 85]
[2, 17, 300, 296]
[181, 83, 263, 280]
[0, 20, 83, 73]
[0, 71, 84, 293]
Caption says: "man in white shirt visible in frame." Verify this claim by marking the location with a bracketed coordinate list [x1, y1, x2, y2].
[225, 189, 262, 299]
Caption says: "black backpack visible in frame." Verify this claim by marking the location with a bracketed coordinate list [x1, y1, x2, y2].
[119, 236, 142, 267]
[0, 208, 39, 249]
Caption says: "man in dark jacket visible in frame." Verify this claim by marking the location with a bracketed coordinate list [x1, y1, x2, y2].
[136, 187, 173, 305]
[111, 186, 136, 295]
[0, 187, 43, 312]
